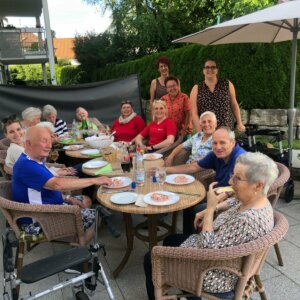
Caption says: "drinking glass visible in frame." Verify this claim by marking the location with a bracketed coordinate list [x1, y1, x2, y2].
[156, 168, 166, 191]
[121, 154, 131, 173]
[49, 149, 59, 163]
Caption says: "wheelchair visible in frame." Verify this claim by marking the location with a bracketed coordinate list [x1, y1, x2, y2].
[2, 207, 115, 300]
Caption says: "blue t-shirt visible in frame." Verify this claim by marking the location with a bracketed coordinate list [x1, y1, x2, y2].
[197, 143, 246, 187]
[13, 153, 63, 206]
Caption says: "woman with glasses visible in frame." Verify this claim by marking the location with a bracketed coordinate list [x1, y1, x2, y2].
[190, 58, 245, 132]
[161, 75, 192, 136]
[144, 152, 277, 300]
[135, 100, 177, 152]
[111, 100, 146, 142]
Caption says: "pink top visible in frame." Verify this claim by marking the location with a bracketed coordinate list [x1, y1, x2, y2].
[112, 115, 146, 142]
[140, 118, 177, 146]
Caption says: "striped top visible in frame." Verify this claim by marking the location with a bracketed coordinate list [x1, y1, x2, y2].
[54, 118, 68, 136]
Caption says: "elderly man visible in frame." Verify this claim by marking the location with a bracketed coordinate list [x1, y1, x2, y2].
[12, 126, 112, 244]
[21, 107, 41, 129]
[165, 111, 217, 166]
[165, 127, 246, 234]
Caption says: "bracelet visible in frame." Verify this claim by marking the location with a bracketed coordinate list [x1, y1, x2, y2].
[151, 146, 155, 151]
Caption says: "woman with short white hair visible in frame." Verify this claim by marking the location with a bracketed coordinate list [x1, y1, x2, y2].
[42, 104, 68, 137]
[21, 107, 41, 129]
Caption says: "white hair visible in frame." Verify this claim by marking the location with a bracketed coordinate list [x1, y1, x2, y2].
[199, 111, 217, 123]
[42, 104, 57, 118]
[36, 121, 55, 133]
[236, 152, 279, 195]
[22, 107, 41, 121]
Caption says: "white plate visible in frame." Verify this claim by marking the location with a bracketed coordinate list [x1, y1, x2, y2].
[144, 191, 180, 206]
[83, 160, 108, 169]
[80, 149, 100, 155]
[106, 177, 132, 189]
[110, 192, 138, 205]
[63, 145, 84, 151]
[165, 174, 195, 185]
[143, 153, 163, 160]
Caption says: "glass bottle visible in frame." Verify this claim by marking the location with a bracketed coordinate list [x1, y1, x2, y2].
[81, 119, 88, 139]
[135, 147, 145, 186]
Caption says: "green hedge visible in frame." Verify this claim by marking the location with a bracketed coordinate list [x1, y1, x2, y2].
[61, 42, 300, 109]
[60, 66, 88, 85]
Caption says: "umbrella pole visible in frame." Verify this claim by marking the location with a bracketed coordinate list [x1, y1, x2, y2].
[288, 18, 299, 168]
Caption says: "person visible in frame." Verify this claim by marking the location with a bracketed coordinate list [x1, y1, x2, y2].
[161, 75, 192, 136]
[42, 104, 68, 137]
[165, 127, 246, 234]
[75, 107, 105, 131]
[3, 119, 76, 176]
[144, 151, 278, 300]
[190, 58, 245, 132]
[12, 126, 112, 244]
[135, 100, 177, 152]
[165, 111, 217, 166]
[21, 107, 41, 129]
[111, 100, 146, 142]
[3, 119, 25, 169]
[149, 56, 171, 104]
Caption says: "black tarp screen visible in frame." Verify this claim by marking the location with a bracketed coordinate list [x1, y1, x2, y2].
[0, 74, 142, 130]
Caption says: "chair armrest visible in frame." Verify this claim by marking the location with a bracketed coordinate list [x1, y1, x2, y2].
[157, 135, 184, 157]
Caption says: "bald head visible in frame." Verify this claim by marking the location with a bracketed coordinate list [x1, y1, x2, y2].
[25, 126, 52, 162]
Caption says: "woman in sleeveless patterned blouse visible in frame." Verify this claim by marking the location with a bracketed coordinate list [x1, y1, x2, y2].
[144, 152, 278, 299]
[190, 59, 245, 132]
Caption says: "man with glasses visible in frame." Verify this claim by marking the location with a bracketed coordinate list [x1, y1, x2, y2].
[165, 127, 246, 234]
[161, 75, 192, 137]
[190, 58, 245, 133]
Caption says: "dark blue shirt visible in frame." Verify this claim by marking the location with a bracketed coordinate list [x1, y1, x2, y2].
[197, 143, 246, 187]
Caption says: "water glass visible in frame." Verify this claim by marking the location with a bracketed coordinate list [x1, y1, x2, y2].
[156, 168, 166, 191]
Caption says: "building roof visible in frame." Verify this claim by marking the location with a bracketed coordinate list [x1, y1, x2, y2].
[20, 32, 39, 44]
[53, 38, 75, 60]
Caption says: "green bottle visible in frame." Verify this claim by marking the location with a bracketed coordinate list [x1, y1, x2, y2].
[81, 119, 88, 139]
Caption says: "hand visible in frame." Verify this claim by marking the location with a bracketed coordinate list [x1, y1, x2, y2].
[68, 196, 84, 208]
[207, 182, 228, 210]
[237, 123, 246, 132]
[194, 210, 206, 231]
[56, 167, 78, 176]
[95, 176, 112, 186]
[164, 156, 173, 167]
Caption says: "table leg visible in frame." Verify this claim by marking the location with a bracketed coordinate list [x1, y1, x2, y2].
[112, 213, 134, 278]
[147, 214, 158, 250]
[170, 211, 178, 234]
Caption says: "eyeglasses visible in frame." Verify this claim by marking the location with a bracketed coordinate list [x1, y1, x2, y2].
[203, 66, 217, 70]
[230, 173, 248, 185]
[1, 114, 17, 124]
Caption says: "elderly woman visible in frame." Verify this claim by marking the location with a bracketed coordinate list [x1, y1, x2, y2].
[144, 152, 278, 300]
[111, 100, 146, 142]
[75, 107, 105, 131]
[21, 107, 41, 129]
[135, 100, 177, 152]
[161, 75, 191, 136]
[190, 58, 245, 132]
[42, 104, 68, 137]
[165, 111, 217, 166]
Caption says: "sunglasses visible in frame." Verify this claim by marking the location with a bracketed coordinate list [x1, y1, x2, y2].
[1, 114, 17, 124]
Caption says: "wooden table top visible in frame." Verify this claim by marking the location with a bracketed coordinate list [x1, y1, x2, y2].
[97, 174, 206, 215]
[82, 157, 165, 177]
[65, 148, 102, 159]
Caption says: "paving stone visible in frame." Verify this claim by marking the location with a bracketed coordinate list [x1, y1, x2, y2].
[277, 203, 300, 222]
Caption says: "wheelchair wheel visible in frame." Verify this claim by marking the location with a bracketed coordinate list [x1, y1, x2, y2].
[284, 179, 294, 203]
[75, 291, 89, 300]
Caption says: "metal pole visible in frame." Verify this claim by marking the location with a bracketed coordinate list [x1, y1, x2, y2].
[42, 0, 57, 85]
[288, 18, 298, 168]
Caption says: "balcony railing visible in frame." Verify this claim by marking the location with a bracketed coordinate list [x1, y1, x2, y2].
[0, 27, 48, 61]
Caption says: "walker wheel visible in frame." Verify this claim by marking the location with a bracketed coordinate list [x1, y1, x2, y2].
[75, 291, 89, 300]
[284, 180, 294, 203]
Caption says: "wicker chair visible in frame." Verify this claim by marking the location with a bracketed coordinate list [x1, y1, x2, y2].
[170, 148, 215, 190]
[0, 137, 11, 150]
[156, 134, 185, 158]
[152, 211, 289, 300]
[0, 149, 11, 180]
[0, 180, 87, 275]
[267, 162, 290, 266]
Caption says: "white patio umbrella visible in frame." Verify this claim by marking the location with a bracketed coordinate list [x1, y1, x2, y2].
[173, 0, 300, 167]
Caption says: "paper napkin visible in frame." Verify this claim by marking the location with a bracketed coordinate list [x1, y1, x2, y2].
[95, 164, 113, 175]
[135, 194, 148, 207]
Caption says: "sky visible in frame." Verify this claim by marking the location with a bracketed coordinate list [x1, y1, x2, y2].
[7, 0, 111, 38]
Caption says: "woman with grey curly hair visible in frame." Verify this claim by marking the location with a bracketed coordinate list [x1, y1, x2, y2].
[42, 104, 68, 137]
[21, 107, 41, 129]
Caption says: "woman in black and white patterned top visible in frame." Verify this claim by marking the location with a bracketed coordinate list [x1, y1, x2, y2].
[42, 104, 68, 137]
[144, 152, 278, 300]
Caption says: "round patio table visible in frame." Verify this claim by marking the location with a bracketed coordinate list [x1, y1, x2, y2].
[97, 173, 206, 277]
